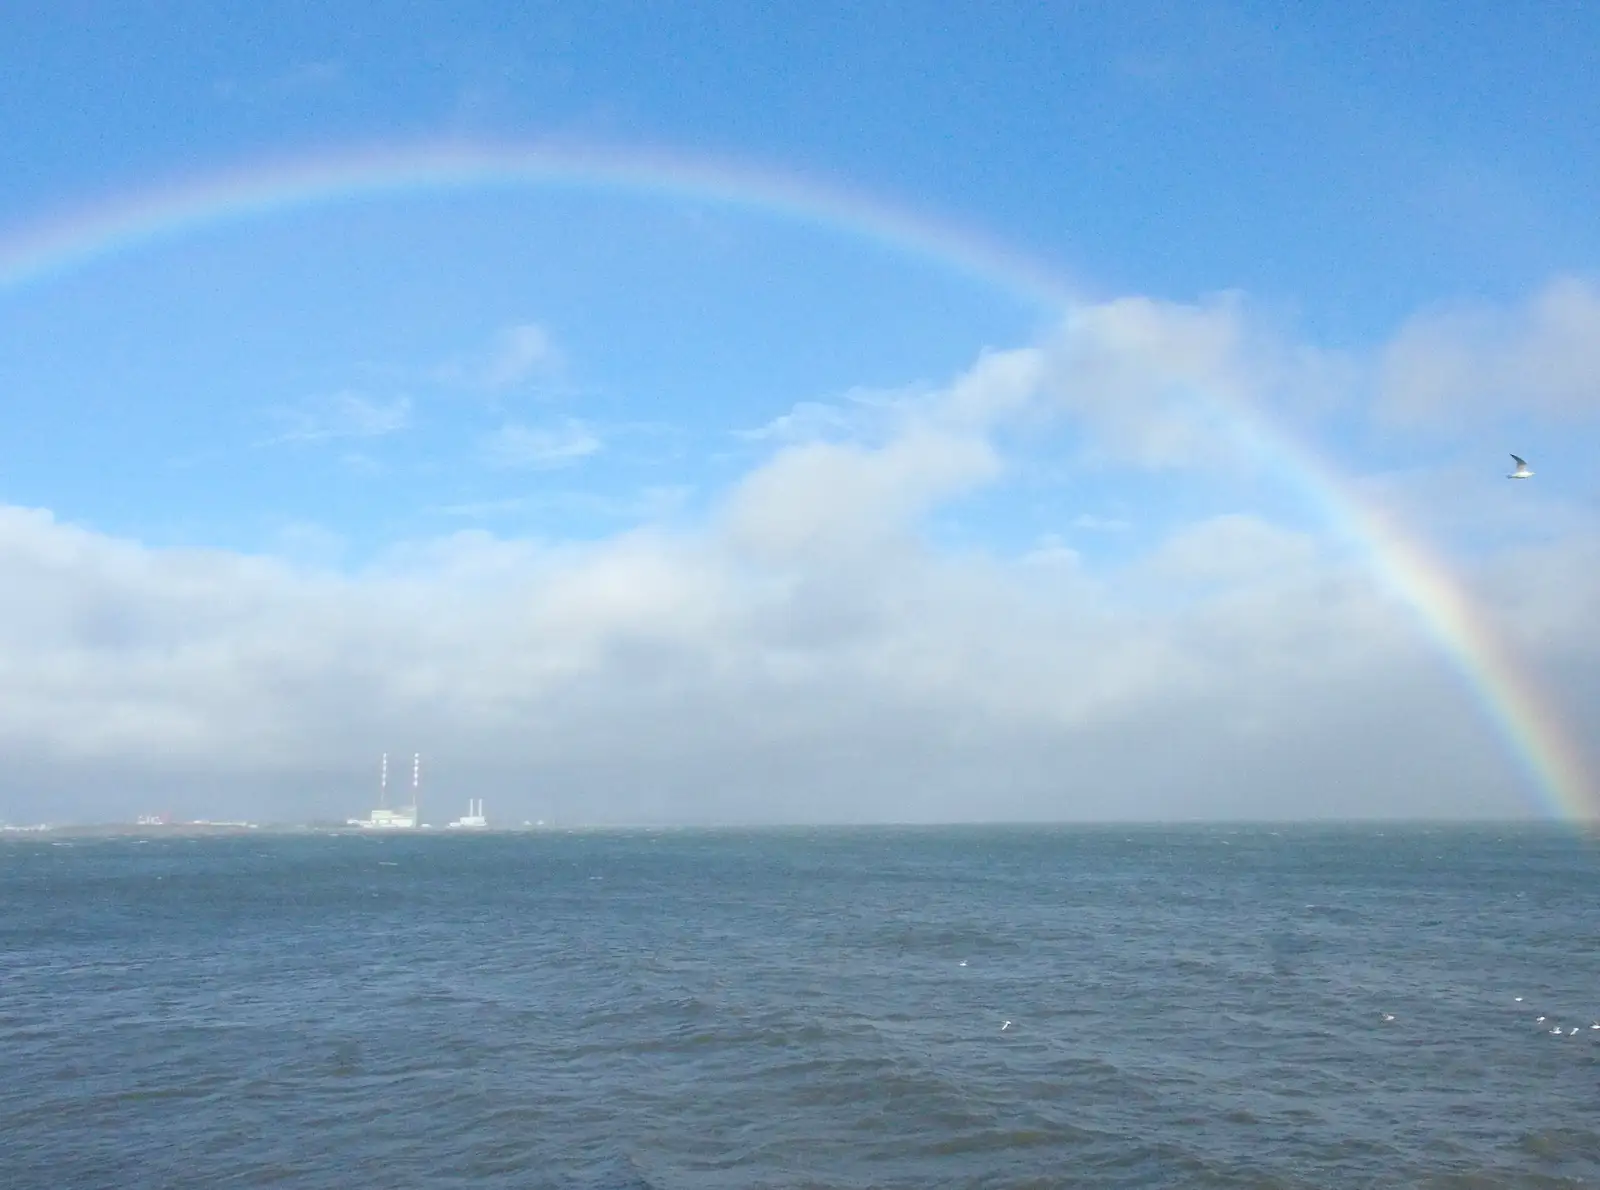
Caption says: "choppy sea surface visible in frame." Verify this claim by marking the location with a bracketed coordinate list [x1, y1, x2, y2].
[3, 824, 1599, 1189]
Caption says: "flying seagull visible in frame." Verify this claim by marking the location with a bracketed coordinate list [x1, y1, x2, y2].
[1508, 454, 1533, 479]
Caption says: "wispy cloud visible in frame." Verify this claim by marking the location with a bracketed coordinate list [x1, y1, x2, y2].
[1021, 533, 1082, 568]
[265, 520, 346, 567]
[733, 384, 932, 449]
[434, 322, 565, 395]
[735, 400, 861, 444]
[430, 497, 539, 519]
[430, 485, 691, 522]
[261, 392, 411, 446]
[483, 324, 560, 389]
[483, 419, 602, 469]
[1072, 513, 1131, 533]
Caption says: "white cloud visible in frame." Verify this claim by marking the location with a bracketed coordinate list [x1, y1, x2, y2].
[1, 481, 1587, 826]
[263, 391, 411, 445]
[735, 400, 864, 444]
[1032, 278, 1600, 445]
[1380, 277, 1600, 423]
[265, 521, 346, 568]
[1143, 513, 1319, 585]
[483, 419, 602, 469]
[734, 382, 934, 446]
[4, 299, 1597, 826]
[723, 426, 999, 561]
[1021, 533, 1081, 568]
[938, 345, 1050, 428]
[430, 486, 692, 523]
[735, 295, 1347, 479]
[1038, 293, 1353, 469]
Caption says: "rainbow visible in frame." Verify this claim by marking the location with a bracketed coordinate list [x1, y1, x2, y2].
[0, 139, 1079, 308]
[0, 139, 1589, 821]
[1221, 410, 1594, 824]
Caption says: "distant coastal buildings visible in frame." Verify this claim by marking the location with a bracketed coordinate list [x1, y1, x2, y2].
[1, 752, 514, 835]
[347, 752, 421, 829]
[346, 753, 499, 831]
[446, 799, 488, 830]
[135, 813, 257, 829]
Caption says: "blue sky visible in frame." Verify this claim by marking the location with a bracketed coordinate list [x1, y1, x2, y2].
[6, 1, 1597, 324]
[1, 1, 1597, 824]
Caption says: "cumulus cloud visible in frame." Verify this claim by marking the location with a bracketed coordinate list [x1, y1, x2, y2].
[3, 293, 1596, 826]
[1143, 514, 1319, 586]
[1038, 293, 1354, 468]
[1, 486, 1584, 826]
[723, 427, 1000, 560]
[1018, 279, 1600, 451]
[1380, 277, 1600, 424]
[731, 298, 1345, 477]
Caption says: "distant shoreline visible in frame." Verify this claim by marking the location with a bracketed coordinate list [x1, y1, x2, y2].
[0, 817, 1577, 840]
[0, 822, 532, 839]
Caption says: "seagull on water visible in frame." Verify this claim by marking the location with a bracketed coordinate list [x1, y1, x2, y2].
[1508, 454, 1534, 479]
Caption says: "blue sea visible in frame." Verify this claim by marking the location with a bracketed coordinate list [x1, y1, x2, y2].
[3, 825, 1599, 1188]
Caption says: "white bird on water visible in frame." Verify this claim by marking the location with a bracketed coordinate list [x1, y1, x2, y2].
[1508, 454, 1534, 479]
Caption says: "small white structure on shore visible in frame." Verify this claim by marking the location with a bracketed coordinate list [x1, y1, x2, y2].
[446, 799, 487, 830]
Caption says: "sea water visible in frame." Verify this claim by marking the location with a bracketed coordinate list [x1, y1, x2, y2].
[3, 824, 1597, 1188]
